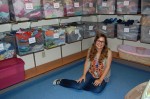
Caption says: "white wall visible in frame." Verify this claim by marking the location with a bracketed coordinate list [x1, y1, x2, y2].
[0, 15, 149, 70]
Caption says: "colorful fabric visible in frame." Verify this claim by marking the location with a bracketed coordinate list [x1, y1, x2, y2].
[141, 0, 150, 14]
[97, 0, 115, 14]
[0, 0, 10, 23]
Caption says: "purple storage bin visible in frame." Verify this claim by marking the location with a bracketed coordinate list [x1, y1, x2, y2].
[43, 0, 64, 18]
[9, 0, 43, 22]
[117, 0, 140, 14]
[141, 0, 150, 14]
[0, 58, 25, 90]
[98, 22, 116, 38]
[0, 0, 10, 23]
[82, 0, 96, 15]
[97, 0, 116, 14]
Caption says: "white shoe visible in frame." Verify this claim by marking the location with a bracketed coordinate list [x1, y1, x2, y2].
[53, 79, 61, 85]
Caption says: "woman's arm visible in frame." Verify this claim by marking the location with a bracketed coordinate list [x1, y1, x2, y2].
[94, 49, 112, 86]
[76, 48, 91, 83]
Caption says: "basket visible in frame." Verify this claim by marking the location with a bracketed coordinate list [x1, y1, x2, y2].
[118, 45, 150, 66]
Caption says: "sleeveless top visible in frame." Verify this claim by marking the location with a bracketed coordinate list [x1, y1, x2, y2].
[88, 57, 111, 82]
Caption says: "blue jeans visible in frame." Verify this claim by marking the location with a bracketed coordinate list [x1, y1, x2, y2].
[59, 72, 107, 93]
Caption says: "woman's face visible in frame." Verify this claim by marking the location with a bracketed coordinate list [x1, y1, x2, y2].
[95, 37, 105, 49]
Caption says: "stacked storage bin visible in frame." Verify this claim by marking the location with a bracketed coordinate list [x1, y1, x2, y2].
[117, 0, 140, 14]
[117, 20, 140, 41]
[98, 18, 117, 38]
[141, 0, 150, 14]
[97, 0, 116, 14]
[82, 0, 96, 15]
[83, 21, 97, 38]
[43, 0, 64, 18]
[64, 22, 83, 43]
[15, 27, 44, 56]
[0, 32, 16, 60]
[0, 0, 10, 23]
[8, 0, 43, 22]
[140, 15, 150, 44]
[73, 0, 83, 16]
[42, 25, 65, 49]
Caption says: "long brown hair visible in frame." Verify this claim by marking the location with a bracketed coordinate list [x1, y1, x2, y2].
[89, 32, 108, 64]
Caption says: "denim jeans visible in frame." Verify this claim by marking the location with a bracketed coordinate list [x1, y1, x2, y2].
[59, 72, 107, 93]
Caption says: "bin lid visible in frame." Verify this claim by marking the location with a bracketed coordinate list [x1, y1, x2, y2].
[0, 58, 24, 69]
[118, 45, 150, 58]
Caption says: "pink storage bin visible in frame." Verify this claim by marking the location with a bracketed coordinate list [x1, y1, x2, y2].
[0, 58, 25, 90]
[118, 45, 150, 66]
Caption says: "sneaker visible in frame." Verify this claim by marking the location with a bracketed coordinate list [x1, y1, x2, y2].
[53, 79, 61, 85]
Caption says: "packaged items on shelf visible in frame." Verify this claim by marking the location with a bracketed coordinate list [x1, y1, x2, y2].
[63, 0, 74, 16]
[42, 25, 65, 49]
[82, 21, 97, 39]
[15, 28, 44, 56]
[0, 32, 16, 61]
[98, 18, 117, 38]
[82, 0, 96, 15]
[64, 22, 83, 43]
[97, 0, 116, 14]
[43, 0, 64, 18]
[117, 20, 140, 41]
[0, 58, 25, 90]
[73, 0, 83, 16]
[8, 0, 43, 22]
[140, 15, 150, 44]
[117, 0, 140, 14]
[141, 0, 150, 14]
[0, 0, 10, 23]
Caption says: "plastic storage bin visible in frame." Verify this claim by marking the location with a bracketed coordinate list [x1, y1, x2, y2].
[98, 22, 116, 38]
[82, 0, 96, 15]
[0, 0, 10, 23]
[0, 32, 16, 61]
[83, 22, 97, 39]
[97, 0, 116, 14]
[141, 26, 150, 44]
[42, 25, 65, 49]
[118, 44, 150, 66]
[9, 0, 43, 21]
[0, 58, 25, 90]
[117, 0, 140, 14]
[43, 0, 64, 18]
[117, 24, 140, 41]
[141, 0, 150, 14]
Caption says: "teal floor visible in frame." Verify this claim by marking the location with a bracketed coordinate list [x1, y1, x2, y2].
[0, 59, 150, 99]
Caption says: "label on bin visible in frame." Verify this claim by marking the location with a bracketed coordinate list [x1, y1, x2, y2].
[149, 30, 150, 35]
[102, 2, 107, 7]
[89, 26, 93, 30]
[29, 37, 36, 44]
[75, 29, 79, 34]
[0, 43, 4, 50]
[89, 3, 93, 7]
[25, 3, 33, 9]
[124, 1, 129, 6]
[74, 2, 79, 7]
[54, 3, 60, 8]
[102, 26, 107, 30]
[53, 33, 59, 38]
[124, 28, 129, 32]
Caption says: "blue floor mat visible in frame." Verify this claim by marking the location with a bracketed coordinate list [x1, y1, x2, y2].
[0, 59, 150, 99]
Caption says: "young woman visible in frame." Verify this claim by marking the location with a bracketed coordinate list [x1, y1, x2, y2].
[53, 33, 112, 93]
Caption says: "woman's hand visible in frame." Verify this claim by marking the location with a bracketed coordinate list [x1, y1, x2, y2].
[76, 75, 86, 83]
[93, 79, 102, 86]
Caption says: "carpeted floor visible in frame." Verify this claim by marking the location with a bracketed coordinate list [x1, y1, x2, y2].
[0, 59, 150, 99]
